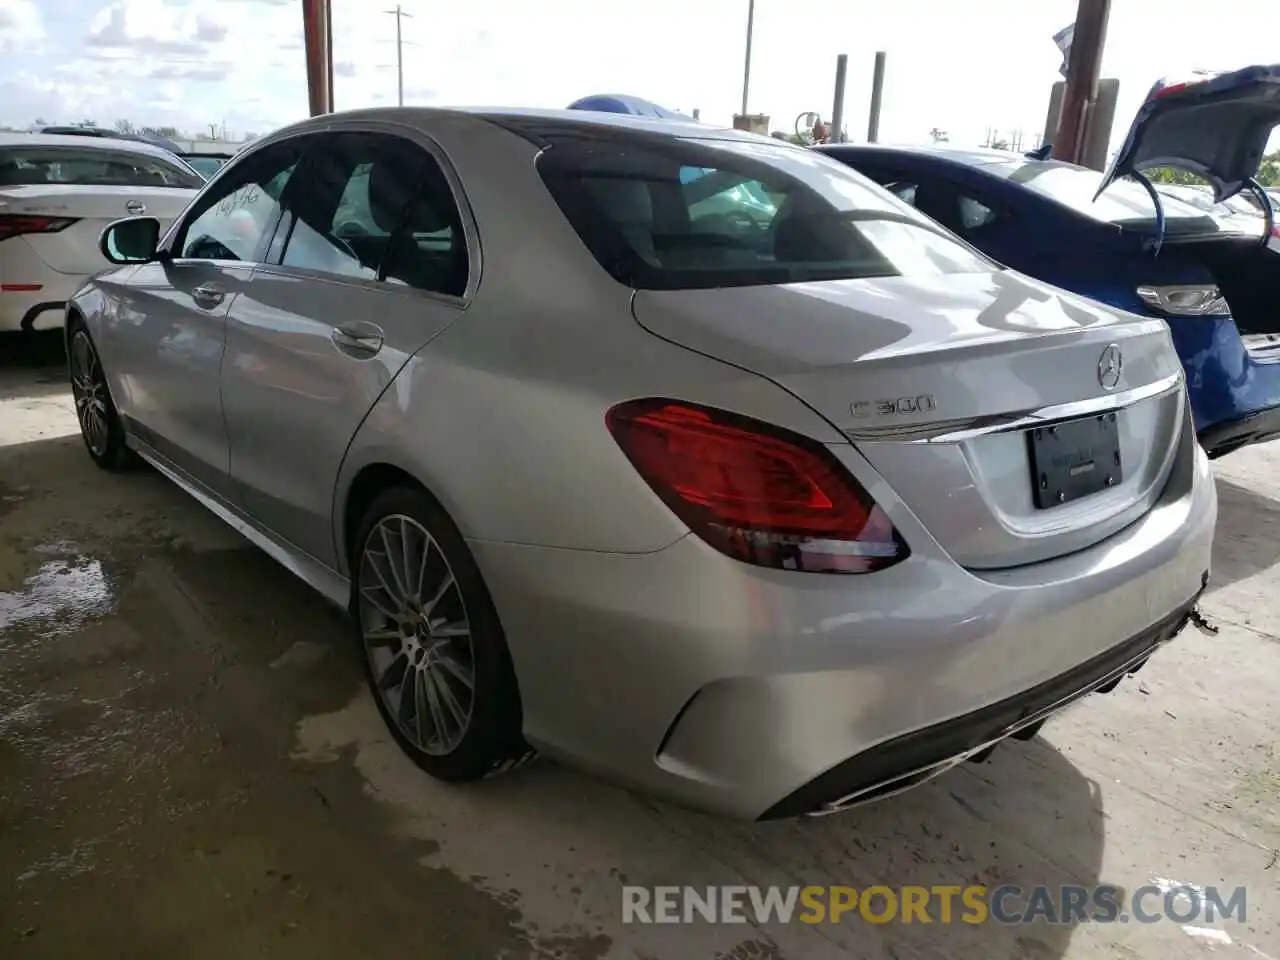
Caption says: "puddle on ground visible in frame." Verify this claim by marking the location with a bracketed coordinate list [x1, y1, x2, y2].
[0, 553, 116, 643]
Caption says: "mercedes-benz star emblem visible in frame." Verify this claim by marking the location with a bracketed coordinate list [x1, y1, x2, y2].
[1097, 343, 1123, 390]
[125, 200, 146, 215]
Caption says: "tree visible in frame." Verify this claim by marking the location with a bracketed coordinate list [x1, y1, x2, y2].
[114, 119, 136, 135]
[1259, 151, 1279, 187]
[1146, 151, 1278, 187]
[1145, 166, 1205, 186]
[929, 127, 949, 143]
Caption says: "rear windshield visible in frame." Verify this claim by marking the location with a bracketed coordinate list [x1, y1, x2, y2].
[980, 159, 1225, 233]
[0, 146, 203, 189]
[536, 136, 994, 290]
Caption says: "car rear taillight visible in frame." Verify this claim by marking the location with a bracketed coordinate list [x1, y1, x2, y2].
[0, 215, 78, 242]
[606, 398, 908, 574]
[1137, 284, 1231, 317]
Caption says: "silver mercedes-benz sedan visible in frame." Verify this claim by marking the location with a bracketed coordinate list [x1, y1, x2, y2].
[67, 107, 1216, 820]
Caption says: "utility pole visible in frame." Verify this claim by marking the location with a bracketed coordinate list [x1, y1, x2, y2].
[740, 0, 755, 117]
[385, 4, 412, 107]
[1051, 0, 1111, 164]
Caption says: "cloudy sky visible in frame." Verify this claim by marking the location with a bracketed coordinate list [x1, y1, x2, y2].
[1, 0, 1279, 152]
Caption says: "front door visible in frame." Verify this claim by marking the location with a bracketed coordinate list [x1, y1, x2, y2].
[107, 140, 307, 492]
[220, 126, 473, 567]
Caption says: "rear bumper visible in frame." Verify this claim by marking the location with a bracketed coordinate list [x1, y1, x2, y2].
[759, 596, 1197, 819]
[0, 283, 76, 332]
[1198, 403, 1280, 458]
[470, 432, 1217, 820]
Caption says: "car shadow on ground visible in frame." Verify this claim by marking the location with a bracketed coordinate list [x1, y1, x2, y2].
[1207, 475, 1280, 592]
[0, 425, 1114, 960]
[0, 330, 65, 368]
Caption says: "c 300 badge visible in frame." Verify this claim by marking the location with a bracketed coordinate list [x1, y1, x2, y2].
[850, 395, 937, 418]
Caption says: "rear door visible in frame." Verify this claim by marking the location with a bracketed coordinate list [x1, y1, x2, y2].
[219, 125, 473, 567]
[105, 140, 307, 492]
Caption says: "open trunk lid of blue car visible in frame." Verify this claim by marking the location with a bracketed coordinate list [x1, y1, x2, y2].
[1099, 64, 1280, 203]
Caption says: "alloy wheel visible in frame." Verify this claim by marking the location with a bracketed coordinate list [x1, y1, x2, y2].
[357, 514, 476, 756]
[70, 330, 110, 457]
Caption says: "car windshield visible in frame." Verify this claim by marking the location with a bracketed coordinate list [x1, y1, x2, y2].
[537, 135, 994, 290]
[980, 159, 1225, 233]
[0, 145, 203, 189]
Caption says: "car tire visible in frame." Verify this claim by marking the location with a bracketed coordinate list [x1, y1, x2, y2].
[351, 486, 532, 782]
[66, 318, 139, 472]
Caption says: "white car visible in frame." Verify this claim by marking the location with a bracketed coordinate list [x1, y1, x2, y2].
[1155, 182, 1280, 237]
[0, 133, 201, 332]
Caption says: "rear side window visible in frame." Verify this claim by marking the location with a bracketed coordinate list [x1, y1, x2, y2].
[958, 195, 998, 230]
[537, 137, 992, 290]
[277, 132, 468, 296]
[0, 146, 203, 189]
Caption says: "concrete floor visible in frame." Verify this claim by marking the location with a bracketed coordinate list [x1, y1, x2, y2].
[0, 334, 1276, 960]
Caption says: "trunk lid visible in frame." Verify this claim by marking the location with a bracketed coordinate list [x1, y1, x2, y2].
[633, 269, 1187, 569]
[1099, 64, 1280, 203]
[0, 184, 195, 274]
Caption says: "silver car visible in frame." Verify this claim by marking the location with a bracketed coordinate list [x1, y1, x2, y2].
[68, 108, 1216, 820]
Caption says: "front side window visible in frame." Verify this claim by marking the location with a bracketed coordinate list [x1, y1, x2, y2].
[538, 136, 993, 290]
[278, 131, 468, 295]
[0, 145, 203, 189]
[174, 142, 303, 262]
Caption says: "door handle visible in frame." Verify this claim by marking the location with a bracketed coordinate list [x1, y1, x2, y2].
[331, 325, 384, 355]
[191, 282, 225, 307]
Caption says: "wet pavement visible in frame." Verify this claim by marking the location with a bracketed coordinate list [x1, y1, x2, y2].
[0, 333, 1277, 959]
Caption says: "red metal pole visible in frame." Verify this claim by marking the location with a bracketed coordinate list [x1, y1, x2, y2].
[1051, 0, 1111, 164]
[325, 0, 334, 112]
[301, 0, 332, 116]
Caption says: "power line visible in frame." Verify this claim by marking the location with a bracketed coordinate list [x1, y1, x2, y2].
[384, 5, 412, 107]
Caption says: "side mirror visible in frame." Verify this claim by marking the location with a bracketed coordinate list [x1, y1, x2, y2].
[99, 216, 161, 264]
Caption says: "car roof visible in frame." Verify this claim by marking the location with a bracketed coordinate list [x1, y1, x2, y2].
[0, 131, 185, 163]
[268, 105, 769, 147]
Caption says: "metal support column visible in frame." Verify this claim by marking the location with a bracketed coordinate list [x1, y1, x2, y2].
[1051, 0, 1111, 164]
[301, 0, 333, 117]
[830, 54, 848, 145]
[867, 51, 886, 143]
